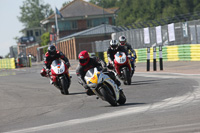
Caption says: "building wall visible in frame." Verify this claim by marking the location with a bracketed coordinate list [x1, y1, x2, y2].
[48, 17, 114, 38]
[75, 35, 111, 56]
[78, 19, 87, 30]
[56, 35, 111, 60]
[26, 44, 39, 57]
[57, 38, 77, 60]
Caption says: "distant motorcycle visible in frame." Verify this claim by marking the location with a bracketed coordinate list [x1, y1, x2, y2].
[48, 59, 71, 95]
[113, 51, 134, 85]
[84, 67, 126, 106]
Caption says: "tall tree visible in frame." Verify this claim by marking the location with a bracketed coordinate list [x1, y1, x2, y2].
[62, 1, 71, 8]
[90, 0, 118, 8]
[18, 0, 53, 28]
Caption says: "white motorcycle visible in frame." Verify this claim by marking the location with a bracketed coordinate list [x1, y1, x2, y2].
[84, 67, 126, 106]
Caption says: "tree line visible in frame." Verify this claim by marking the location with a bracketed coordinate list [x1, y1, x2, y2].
[89, 0, 200, 26]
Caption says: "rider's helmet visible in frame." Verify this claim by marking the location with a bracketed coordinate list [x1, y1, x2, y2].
[110, 40, 119, 50]
[119, 35, 126, 46]
[48, 45, 57, 57]
[78, 50, 90, 66]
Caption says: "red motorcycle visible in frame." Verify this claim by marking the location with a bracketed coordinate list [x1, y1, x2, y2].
[113, 51, 133, 85]
[48, 59, 71, 95]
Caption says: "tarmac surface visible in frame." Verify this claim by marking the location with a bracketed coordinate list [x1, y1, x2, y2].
[1, 60, 200, 133]
[135, 61, 200, 74]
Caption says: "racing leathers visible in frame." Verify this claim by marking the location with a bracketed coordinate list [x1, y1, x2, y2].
[76, 58, 121, 96]
[107, 45, 128, 68]
[122, 43, 137, 59]
[44, 50, 70, 69]
[120, 43, 137, 71]
[40, 50, 70, 77]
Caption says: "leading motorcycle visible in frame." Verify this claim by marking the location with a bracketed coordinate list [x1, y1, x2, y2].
[48, 59, 71, 95]
[84, 67, 126, 106]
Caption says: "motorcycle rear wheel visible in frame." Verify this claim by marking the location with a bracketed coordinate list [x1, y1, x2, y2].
[60, 78, 69, 95]
[100, 85, 117, 106]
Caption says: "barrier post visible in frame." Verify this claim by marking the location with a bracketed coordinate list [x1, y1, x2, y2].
[159, 45, 163, 70]
[147, 47, 150, 71]
[153, 46, 157, 71]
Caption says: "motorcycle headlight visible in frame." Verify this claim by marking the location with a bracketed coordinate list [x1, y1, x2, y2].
[60, 69, 63, 73]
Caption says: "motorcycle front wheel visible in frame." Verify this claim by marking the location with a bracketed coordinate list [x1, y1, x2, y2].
[60, 77, 69, 95]
[117, 90, 126, 105]
[123, 67, 131, 85]
[100, 85, 117, 106]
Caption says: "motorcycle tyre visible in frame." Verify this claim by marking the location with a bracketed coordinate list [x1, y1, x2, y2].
[60, 78, 69, 95]
[100, 86, 117, 106]
[123, 67, 131, 85]
[118, 90, 126, 105]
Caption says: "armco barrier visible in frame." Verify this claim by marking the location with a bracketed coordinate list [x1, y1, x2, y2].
[0, 58, 16, 69]
[102, 44, 200, 63]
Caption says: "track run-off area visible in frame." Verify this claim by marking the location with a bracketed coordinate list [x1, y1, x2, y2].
[0, 62, 200, 133]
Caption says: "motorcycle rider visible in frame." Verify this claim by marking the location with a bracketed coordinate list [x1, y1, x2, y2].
[107, 39, 128, 69]
[119, 35, 137, 71]
[76, 50, 121, 96]
[40, 45, 71, 78]
[90, 53, 107, 68]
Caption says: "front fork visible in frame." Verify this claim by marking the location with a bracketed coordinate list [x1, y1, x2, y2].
[58, 74, 71, 88]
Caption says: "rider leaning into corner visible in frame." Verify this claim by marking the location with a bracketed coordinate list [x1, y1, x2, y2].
[118, 35, 137, 71]
[40, 45, 71, 81]
[76, 50, 121, 96]
[107, 39, 128, 69]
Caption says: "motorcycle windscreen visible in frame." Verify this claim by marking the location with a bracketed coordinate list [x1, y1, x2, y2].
[85, 68, 99, 85]
[51, 59, 65, 74]
[51, 59, 62, 67]
[115, 52, 127, 64]
[85, 68, 95, 77]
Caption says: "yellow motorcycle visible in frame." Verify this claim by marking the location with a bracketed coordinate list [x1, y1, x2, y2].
[84, 67, 126, 106]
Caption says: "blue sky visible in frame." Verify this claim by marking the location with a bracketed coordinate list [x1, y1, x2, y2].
[0, 0, 88, 57]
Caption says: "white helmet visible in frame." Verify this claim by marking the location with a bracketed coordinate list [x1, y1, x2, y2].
[110, 40, 119, 50]
[119, 35, 126, 46]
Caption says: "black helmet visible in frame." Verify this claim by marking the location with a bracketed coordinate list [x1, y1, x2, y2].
[48, 45, 56, 57]
[110, 40, 119, 50]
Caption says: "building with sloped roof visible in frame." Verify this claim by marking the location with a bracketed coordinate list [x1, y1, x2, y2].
[56, 24, 119, 60]
[40, 0, 118, 38]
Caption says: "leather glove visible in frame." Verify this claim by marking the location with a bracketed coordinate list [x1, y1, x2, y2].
[127, 55, 131, 58]
[46, 69, 51, 76]
[65, 62, 71, 68]
[110, 61, 114, 65]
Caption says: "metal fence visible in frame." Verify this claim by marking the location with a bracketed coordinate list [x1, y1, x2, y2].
[95, 19, 200, 52]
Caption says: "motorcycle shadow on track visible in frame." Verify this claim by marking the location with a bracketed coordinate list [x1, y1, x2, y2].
[102, 102, 146, 107]
[67, 92, 86, 95]
[121, 102, 146, 106]
[130, 79, 166, 86]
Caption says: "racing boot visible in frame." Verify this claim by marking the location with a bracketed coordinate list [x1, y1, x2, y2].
[86, 88, 95, 96]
